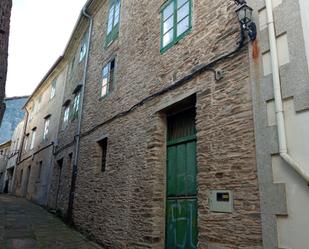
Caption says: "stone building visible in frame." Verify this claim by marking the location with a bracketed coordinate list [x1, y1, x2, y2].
[0, 140, 11, 192]
[4, 120, 24, 193]
[10, 0, 309, 248]
[248, 0, 309, 248]
[0, 0, 12, 124]
[14, 58, 68, 206]
[0, 96, 28, 144]
[50, 0, 264, 248]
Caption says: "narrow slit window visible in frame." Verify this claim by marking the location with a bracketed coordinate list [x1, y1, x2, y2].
[98, 138, 108, 172]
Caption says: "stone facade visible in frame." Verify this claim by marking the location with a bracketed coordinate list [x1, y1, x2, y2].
[50, 0, 263, 248]
[0, 96, 28, 144]
[5, 0, 309, 247]
[0, 0, 12, 125]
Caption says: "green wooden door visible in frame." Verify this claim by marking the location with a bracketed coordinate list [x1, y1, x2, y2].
[166, 108, 197, 249]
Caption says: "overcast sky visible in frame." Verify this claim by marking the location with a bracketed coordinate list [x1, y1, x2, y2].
[6, 0, 87, 97]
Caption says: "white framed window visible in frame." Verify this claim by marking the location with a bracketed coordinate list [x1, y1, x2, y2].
[30, 128, 36, 150]
[43, 116, 50, 140]
[24, 134, 29, 151]
[73, 92, 81, 117]
[79, 35, 87, 62]
[100, 58, 115, 98]
[63, 105, 70, 128]
[50, 79, 56, 99]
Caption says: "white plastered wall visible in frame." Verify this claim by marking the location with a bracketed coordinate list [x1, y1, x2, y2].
[299, 0, 309, 74]
[269, 99, 309, 249]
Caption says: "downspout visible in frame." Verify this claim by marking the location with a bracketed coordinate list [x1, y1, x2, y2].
[265, 0, 309, 183]
[67, 2, 93, 222]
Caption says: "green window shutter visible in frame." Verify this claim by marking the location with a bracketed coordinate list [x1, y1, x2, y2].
[105, 0, 121, 47]
[160, 0, 192, 53]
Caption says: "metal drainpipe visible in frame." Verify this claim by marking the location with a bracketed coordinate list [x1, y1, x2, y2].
[67, 2, 93, 222]
[265, 0, 309, 183]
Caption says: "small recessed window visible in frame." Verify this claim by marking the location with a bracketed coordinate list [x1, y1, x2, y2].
[105, 0, 121, 47]
[30, 128, 37, 150]
[43, 116, 51, 140]
[70, 55, 76, 77]
[97, 137, 108, 172]
[160, 0, 192, 53]
[100, 58, 115, 98]
[63, 105, 70, 128]
[50, 79, 57, 99]
[24, 134, 29, 151]
[79, 34, 88, 62]
[72, 92, 81, 118]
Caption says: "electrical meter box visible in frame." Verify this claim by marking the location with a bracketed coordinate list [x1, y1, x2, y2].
[209, 190, 233, 213]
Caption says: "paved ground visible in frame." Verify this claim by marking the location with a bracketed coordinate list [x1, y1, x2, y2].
[0, 195, 102, 249]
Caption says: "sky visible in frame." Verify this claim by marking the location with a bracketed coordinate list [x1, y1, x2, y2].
[6, 0, 87, 97]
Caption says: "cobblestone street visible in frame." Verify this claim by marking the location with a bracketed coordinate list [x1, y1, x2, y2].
[0, 195, 102, 249]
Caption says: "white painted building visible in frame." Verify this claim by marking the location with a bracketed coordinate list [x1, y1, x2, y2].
[249, 0, 309, 248]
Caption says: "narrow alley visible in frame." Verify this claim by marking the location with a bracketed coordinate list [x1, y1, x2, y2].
[0, 195, 102, 249]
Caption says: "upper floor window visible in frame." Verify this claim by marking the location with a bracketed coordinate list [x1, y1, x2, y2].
[160, 0, 192, 53]
[100, 58, 115, 98]
[30, 128, 36, 150]
[63, 104, 70, 128]
[50, 79, 57, 99]
[72, 92, 81, 118]
[37, 94, 42, 111]
[105, 0, 121, 47]
[24, 134, 29, 151]
[70, 55, 76, 77]
[79, 35, 87, 62]
[43, 116, 51, 140]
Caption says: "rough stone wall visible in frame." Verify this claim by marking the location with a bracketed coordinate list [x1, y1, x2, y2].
[0, 0, 12, 125]
[63, 0, 264, 248]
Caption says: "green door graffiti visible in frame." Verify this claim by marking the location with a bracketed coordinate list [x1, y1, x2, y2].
[166, 108, 197, 249]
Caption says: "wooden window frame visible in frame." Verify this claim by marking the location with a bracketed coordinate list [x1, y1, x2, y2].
[160, 0, 192, 53]
[72, 91, 81, 119]
[43, 116, 51, 140]
[79, 33, 88, 62]
[105, 0, 121, 48]
[100, 58, 116, 99]
[50, 79, 57, 100]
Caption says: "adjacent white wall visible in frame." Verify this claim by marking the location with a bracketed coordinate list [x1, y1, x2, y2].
[271, 99, 309, 249]
[299, 0, 309, 74]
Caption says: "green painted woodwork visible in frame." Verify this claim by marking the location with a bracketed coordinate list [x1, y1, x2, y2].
[160, 0, 192, 53]
[166, 108, 197, 249]
[166, 199, 197, 249]
[105, 0, 121, 48]
[167, 140, 197, 197]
